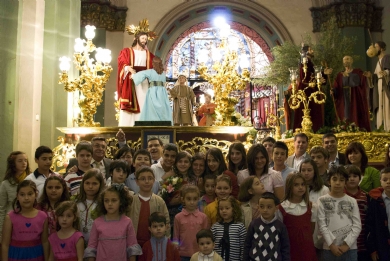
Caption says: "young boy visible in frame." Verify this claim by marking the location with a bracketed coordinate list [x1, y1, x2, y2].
[366, 167, 390, 260]
[25, 145, 60, 197]
[129, 166, 170, 248]
[139, 212, 180, 261]
[151, 143, 178, 182]
[244, 192, 290, 261]
[125, 149, 159, 194]
[317, 166, 361, 260]
[262, 136, 276, 167]
[271, 141, 296, 183]
[174, 185, 208, 260]
[64, 142, 93, 195]
[310, 146, 330, 186]
[190, 229, 222, 261]
[344, 165, 369, 261]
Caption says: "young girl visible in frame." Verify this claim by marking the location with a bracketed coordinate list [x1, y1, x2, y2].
[75, 169, 105, 245]
[188, 153, 206, 191]
[48, 201, 84, 261]
[1, 180, 49, 261]
[277, 172, 317, 260]
[211, 195, 246, 261]
[205, 148, 239, 198]
[227, 142, 247, 175]
[204, 175, 232, 225]
[84, 184, 142, 261]
[300, 159, 329, 205]
[0, 151, 30, 240]
[238, 176, 265, 229]
[174, 151, 192, 182]
[198, 175, 216, 212]
[173, 185, 208, 260]
[38, 176, 70, 235]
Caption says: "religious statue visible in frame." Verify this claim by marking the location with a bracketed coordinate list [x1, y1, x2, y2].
[117, 19, 157, 126]
[198, 93, 216, 126]
[332, 56, 371, 131]
[169, 75, 196, 126]
[366, 41, 390, 130]
[130, 56, 172, 124]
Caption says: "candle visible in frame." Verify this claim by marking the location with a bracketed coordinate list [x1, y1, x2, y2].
[317, 72, 322, 79]
[303, 57, 307, 64]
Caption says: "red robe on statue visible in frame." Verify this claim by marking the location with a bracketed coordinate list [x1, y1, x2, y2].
[117, 47, 154, 113]
[333, 68, 371, 131]
[292, 59, 324, 132]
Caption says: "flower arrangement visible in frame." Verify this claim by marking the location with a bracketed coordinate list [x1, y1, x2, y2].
[281, 129, 294, 139]
[331, 119, 363, 133]
[160, 176, 184, 202]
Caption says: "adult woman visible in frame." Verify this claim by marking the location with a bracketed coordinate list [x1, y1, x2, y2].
[237, 144, 284, 200]
[114, 146, 135, 174]
[227, 142, 247, 175]
[345, 141, 380, 192]
[198, 93, 216, 126]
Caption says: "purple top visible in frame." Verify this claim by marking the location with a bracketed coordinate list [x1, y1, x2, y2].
[9, 210, 47, 242]
[48, 231, 83, 260]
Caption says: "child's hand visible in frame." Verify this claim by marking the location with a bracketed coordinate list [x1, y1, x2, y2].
[371, 251, 379, 261]
[339, 243, 349, 253]
[329, 244, 343, 257]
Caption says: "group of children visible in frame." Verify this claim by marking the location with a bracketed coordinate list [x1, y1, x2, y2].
[1, 138, 390, 261]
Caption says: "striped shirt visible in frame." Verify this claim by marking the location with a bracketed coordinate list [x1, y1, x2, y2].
[345, 188, 368, 252]
[211, 222, 246, 261]
[64, 170, 84, 195]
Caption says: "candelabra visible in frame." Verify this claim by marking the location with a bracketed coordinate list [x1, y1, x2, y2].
[265, 88, 285, 140]
[288, 66, 326, 133]
[59, 25, 113, 127]
[197, 19, 251, 126]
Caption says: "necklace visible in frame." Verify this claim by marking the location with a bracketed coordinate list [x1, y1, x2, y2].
[83, 200, 96, 233]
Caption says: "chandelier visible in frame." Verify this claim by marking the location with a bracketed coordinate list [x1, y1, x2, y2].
[197, 18, 251, 126]
[58, 25, 113, 127]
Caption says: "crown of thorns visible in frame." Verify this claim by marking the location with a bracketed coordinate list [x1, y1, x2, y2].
[125, 19, 158, 41]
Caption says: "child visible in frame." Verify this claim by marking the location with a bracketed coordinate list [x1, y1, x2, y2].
[317, 165, 361, 260]
[188, 153, 206, 191]
[277, 172, 317, 260]
[173, 151, 193, 182]
[204, 175, 232, 226]
[271, 141, 296, 184]
[227, 142, 247, 175]
[64, 142, 93, 195]
[262, 136, 276, 167]
[300, 159, 329, 205]
[25, 146, 60, 197]
[106, 160, 130, 187]
[190, 229, 222, 261]
[0, 151, 30, 241]
[139, 212, 180, 261]
[210, 195, 246, 261]
[309, 146, 330, 186]
[344, 165, 369, 261]
[125, 149, 160, 194]
[244, 192, 290, 261]
[48, 201, 84, 260]
[1, 180, 49, 261]
[174, 185, 208, 260]
[366, 167, 390, 260]
[198, 175, 216, 212]
[238, 176, 266, 229]
[205, 148, 239, 198]
[84, 184, 142, 261]
[38, 176, 70, 235]
[75, 169, 105, 245]
[151, 143, 178, 182]
[129, 166, 170, 247]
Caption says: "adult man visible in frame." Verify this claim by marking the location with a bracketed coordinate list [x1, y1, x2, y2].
[367, 41, 390, 130]
[147, 137, 163, 164]
[117, 28, 155, 126]
[322, 133, 346, 168]
[286, 133, 310, 169]
[66, 137, 112, 180]
[333, 56, 371, 131]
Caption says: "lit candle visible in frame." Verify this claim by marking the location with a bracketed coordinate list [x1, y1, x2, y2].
[303, 57, 307, 64]
[317, 72, 322, 79]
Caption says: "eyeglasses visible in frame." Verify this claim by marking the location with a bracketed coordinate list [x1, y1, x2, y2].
[120, 155, 133, 159]
[138, 177, 155, 182]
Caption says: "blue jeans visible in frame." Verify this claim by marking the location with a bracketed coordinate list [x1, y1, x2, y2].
[323, 249, 358, 261]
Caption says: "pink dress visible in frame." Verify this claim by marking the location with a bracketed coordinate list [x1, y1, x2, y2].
[84, 215, 142, 261]
[8, 210, 47, 261]
[48, 231, 83, 261]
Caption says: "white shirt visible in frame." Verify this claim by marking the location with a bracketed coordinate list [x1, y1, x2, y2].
[293, 152, 307, 170]
[151, 161, 170, 182]
[197, 251, 217, 261]
[277, 199, 316, 222]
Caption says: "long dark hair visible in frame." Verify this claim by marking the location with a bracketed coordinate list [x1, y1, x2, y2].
[188, 153, 206, 183]
[114, 147, 135, 174]
[345, 142, 368, 173]
[227, 142, 247, 174]
[246, 144, 269, 176]
[38, 176, 70, 211]
[205, 148, 227, 175]
[95, 184, 133, 216]
[4, 151, 30, 184]
[299, 158, 324, 192]
[12, 180, 38, 213]
[55, 201, 80, 231]
[173, 151, 192, 178]
[75, 169, 105, 205]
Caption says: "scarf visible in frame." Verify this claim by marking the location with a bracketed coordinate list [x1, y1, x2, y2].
[218, 220, 234, 260]
[15, 171, 27, 183]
